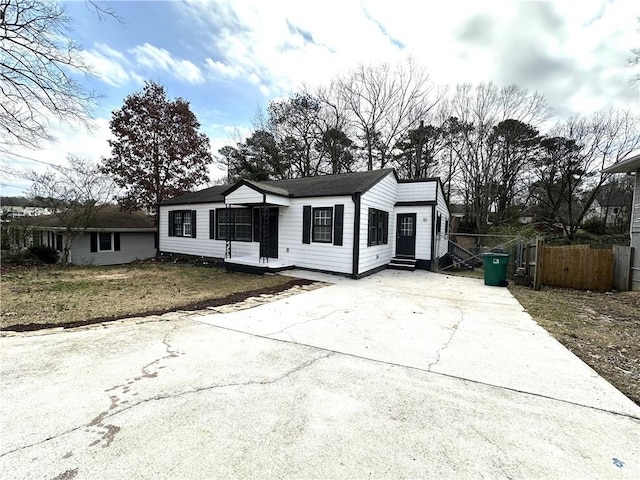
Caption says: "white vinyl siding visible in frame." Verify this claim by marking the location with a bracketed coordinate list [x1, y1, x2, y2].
[160, 204, 259, 258]
[225, 185, 263, 205]
[631, 169, 640, 290]
[279, 197, 354, 274]
[396, 181, 437, 203]
[632, 169, 640, 234]
[434, 183, 450, 260]
[358, 172, 397, 275]
[393, 205, 433, 263]
[69, 232, 155, 266]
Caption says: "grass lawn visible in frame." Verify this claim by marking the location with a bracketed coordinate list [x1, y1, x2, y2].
[1, 263, 309, 331]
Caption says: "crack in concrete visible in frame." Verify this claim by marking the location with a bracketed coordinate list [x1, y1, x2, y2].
[90, 326, 182, 448]
[97, 351, 335, 420]
[262, 308, 349, 338]
[0, 326, 183, 458]
[427, 306, 464, 371]
[0, 351, 334, 458]
[0, 425, 86, 458]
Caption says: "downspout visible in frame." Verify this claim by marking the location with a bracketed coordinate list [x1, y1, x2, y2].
[430, 204, 436, 271]
[260, 193, 268, 264]
[352, 192, 361, 278]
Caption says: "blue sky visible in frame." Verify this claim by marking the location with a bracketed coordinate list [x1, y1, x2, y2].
[2, 0, 639, 196]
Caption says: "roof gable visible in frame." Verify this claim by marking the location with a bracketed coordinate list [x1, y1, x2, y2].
[223, 179, 290, 198]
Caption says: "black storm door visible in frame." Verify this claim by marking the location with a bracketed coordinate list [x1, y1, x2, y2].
[396, 213, 416, 257]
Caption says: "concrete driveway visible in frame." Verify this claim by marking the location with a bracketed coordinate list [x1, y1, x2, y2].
[1, 269, 638, 479]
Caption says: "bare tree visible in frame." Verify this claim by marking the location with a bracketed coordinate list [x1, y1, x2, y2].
[449, 82, 551, 232]
[0, 0, 103, 152]
[335, 58, 440, 170]
[26, 155, 115, 264]
[313, 82, 359, 173]
[268, 93, 322, 178]
[531, 109, 640, 240]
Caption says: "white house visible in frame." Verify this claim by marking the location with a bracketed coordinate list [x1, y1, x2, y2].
[603, 153, 640, 290]
[159, 169, 450, 278]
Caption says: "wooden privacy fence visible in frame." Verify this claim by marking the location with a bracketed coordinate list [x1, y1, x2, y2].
[541, 245, 612, 291]
[526, 239, 634, 291]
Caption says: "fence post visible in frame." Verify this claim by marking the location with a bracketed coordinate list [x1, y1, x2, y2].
[533, 236, 543, 291]
[613, 245, 633, 291]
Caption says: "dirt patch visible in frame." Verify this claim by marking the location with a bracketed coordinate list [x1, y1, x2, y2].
[509, 285, 640, 406]
[92, 273, 131, 280]
[0, 263, 315, 331]
[2, 278, 315, 333]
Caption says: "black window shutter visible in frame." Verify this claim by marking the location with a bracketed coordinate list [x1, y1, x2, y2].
[253, 208, 260, 242]
[168, 211, 175, 237]
[302, 206, 311, 244]
[209, 210, 215, 239]
[333, 204, 344, 246]
[90, 232, 97, 253]
[367, 209, 373, 246]
[383, 212, 389, 244]
[114, 232, 121, 251]
[191, 210, 197, 238]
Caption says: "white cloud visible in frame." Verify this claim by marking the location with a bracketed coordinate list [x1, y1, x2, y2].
[180, 0, 639, 115]
[82, 43, 143, 87]
[3, 118, 114, 196]
[205, 58, 244, 79]
[130, 43, 205, 85]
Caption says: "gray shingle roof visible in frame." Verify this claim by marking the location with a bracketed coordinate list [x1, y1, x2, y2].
[161, 185, 227, 205]
[161, 169, 396, 205]
[31, 206, 155, 230]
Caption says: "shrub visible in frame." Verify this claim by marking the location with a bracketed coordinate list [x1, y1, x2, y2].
[582, 217, 606, 235]
[28, 245, 59, 264]
[2, 249, 36, 266]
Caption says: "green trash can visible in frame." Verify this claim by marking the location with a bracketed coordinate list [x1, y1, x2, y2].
[483, 253, 509, 286]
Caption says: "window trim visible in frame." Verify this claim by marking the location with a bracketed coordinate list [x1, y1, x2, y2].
[312, 207, 333, 243]
[90, 232, 121, 253]
[367, 208, 389, 246]
[169, 210, 197, 238]
[98, 232, 113, 252]
[216, 208, 253, 242]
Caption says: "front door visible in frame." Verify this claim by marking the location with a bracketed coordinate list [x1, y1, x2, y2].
[254, 207, 279, 258]
[396, 213, 416, 257]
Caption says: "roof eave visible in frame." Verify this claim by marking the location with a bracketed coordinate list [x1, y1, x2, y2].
[603, 153, 640, 173]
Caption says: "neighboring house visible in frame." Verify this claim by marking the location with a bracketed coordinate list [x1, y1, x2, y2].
[159, 169, 450, 278]
[32, 206, 157, 266]
[603, 153, 640, 290]
[1, 205, 53, 218]
[584, 185, 633, 230]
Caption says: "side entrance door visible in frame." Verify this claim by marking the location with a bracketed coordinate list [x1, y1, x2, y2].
[396, 213, 416, 257]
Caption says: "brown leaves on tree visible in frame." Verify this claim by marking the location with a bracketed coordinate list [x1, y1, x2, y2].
[102, 81, 213, 222]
